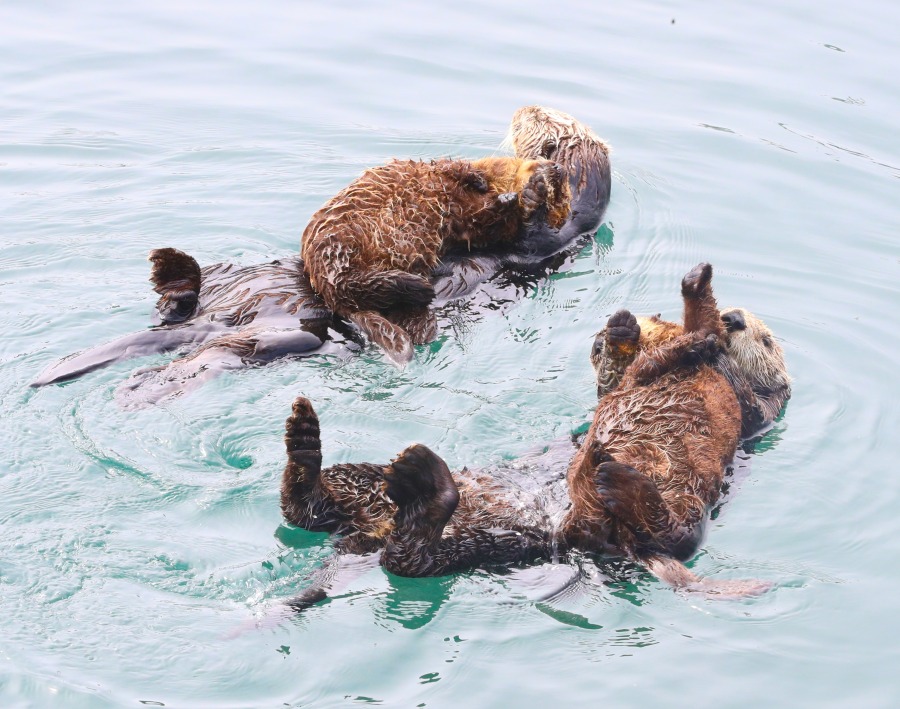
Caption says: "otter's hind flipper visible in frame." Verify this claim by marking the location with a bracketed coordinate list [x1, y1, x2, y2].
[643, 556, 772, 600]
[114, 328, 338, 408]
[31, 326, 209, 387]
[381, 444, 459, 577]
[281, 397, 326, 528]
[349, 311, 415, 366]
[382, 445, 547, 577]
[149, 248, 201, 324]
[681, 262, 724, 338]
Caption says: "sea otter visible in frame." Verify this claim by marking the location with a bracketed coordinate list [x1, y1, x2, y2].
[592, 301, 791, 436]
[278, 268, 788, 605]
[563, 263, 791, 593]
[281, 396, 553, 582]
[31, 107, 610, 401]
[432, 106, 612, 303]
[300, 156, 570, 364]
[30, 248, 352, 406]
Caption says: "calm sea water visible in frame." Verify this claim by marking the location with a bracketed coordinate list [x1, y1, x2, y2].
[2, 1, 899, 707]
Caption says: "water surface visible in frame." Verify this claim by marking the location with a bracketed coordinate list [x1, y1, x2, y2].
[2, 1, 899, 707]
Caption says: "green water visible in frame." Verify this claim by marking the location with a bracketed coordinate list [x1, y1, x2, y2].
[2, 1, 899, 706]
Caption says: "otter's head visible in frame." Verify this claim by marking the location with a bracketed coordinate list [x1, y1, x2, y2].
[720, 307, 791, 424]
[507, 105, 608, 163]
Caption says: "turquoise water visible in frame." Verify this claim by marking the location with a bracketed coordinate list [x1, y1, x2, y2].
[3, 0, 899, 706]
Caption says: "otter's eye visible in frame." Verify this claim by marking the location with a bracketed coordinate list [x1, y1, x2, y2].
[762, 336, 773, 349]
[540, 139, 557, 158]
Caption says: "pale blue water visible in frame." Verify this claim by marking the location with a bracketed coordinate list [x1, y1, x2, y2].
[2, 1, 899, 707]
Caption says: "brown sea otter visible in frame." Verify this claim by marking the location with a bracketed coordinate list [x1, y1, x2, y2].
[432, 106, 612, 303]
[279, 267, 789, 606]
[300, 156, 571, 364]
[563, 263, 791, 592]
[280, 396, 554, 589]
[31, 107, 610, 402]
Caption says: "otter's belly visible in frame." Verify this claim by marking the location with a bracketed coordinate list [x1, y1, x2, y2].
[198, 257, 331, 329]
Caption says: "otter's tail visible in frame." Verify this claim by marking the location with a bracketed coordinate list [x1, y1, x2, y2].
[349, 311, 415, 366]
[643, 555, 772, 600]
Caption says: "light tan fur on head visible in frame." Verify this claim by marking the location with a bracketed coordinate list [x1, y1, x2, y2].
[720, 307, 791, 398]
[505, 105, 609, 161]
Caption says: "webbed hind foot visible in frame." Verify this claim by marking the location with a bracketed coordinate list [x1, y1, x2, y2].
[383, 444, 459, 528]
[149, 248, 201, 324]
[680, 262, 724, 337]
[281, 397, 325, 527]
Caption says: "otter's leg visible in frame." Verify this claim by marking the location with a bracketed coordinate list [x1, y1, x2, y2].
[348, 311, 415, 366]
[340, 268, 436, 313]
[281, 396, 347, 532]
[594, 461, 703, 561]
[31, 326, 208, 387]
[149, 248, 201, 324]
[113, 328, 337, 408]
[592, 309, 642, 398]
[681, 262, 725, 338]
[382, 445, 549, 577]
[380, 444, 459, 577]
[620, 331, 721, 388]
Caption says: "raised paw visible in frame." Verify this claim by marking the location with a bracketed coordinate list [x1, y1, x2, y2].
[384, 444, 459, 525]
[284, 396, 322, 467]
[681, 262, 713, 299]
[520, 170, 549, 218]
[683, 332, 722, 366]
[605, 309, 641, 357]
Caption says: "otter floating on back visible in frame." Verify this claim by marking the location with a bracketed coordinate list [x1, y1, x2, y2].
[30, 107, 611, 403]
[278, 264, 790, 609]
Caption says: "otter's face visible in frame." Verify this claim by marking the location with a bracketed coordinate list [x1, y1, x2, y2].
[508, 105, 582, 162]
[720, 307, 791, 396]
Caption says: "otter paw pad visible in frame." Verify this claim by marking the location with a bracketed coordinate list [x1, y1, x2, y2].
[681, 262, 713, 298]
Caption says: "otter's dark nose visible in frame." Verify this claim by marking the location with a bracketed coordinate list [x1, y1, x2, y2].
[722, 311, 746, 333]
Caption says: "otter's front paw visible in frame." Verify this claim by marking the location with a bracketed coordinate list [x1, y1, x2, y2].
[683, 332, 721, 366]
[462, 171, 490, 193]
[681, 262, 713, 299]
[605, 309, 641, 358]
[520, 171, 549, 218]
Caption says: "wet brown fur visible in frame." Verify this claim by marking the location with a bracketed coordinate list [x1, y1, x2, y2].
[563, 264, 790, 593]
[300, 156, 569, 362]
[281, 397, 550, 573]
